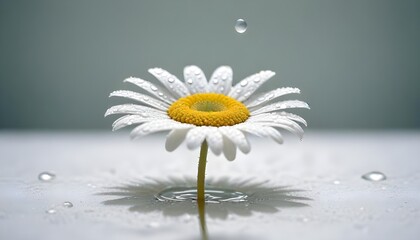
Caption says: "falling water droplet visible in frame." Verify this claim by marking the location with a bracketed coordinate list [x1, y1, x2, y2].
[46, 209, 56, 214]
[361, 171, 387, 182]
[235, 19, 247, 33]
[63, 202, 73, 208]
[38, 172, 55, 182]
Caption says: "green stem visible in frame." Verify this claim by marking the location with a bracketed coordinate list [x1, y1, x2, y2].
[197, 140, 209, 240]
[197, 141, 208, 201]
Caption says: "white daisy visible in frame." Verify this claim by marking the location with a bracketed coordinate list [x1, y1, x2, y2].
[105, 65, 309, 161]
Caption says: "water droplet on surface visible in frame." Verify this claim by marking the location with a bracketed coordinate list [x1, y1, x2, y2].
[155, 187, 248, 203]
[333, 180, 341, 185]
[150, 86, 158, 91]
[187, 79, 193, 84]
[240, 80, 248, 87]
[361, 171, 386, 182]
[235, 19, 247, 33]
[46, 209, 56, 214]
[168, 77, 175, 83]
[63, 202, 73, 208]
[38, 172, 55, 182]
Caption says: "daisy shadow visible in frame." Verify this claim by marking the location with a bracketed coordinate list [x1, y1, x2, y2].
[99, 176, 311, 219]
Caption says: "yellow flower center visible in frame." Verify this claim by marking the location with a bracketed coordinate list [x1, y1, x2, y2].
[167, 93, 250, 127]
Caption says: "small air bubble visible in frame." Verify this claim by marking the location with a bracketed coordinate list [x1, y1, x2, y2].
[38, 172, 55, 182]
[63, 202, 73, 208]
[362, 171, 386, 182]
[46, 209, 56, 214]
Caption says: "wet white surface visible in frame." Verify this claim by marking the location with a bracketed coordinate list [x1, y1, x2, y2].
[0, 131, 419, 240]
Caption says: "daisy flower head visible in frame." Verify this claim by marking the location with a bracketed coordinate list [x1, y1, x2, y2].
[105, 66, 309, 161]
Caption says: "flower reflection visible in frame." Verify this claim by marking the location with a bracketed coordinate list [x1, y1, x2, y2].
[100, 176, 311, 219]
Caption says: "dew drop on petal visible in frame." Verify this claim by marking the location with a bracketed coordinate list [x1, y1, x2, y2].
[168, 77, 175, 83]
[187, 79, 193, 84]
[362, 171, 387, 181]
[221, 74, 228, 80]
[235, 19, 247, 33]
[150, 86, 158, 91]
[38, 172, 55, 182]
[240, 80, 248, 87]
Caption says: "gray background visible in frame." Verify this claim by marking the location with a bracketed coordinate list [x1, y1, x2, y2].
[1, 0, 419, 130]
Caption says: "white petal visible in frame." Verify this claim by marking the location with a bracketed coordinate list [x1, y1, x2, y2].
[185, 127, 208, 150]
[219, 127, 250, 154]
[165, 129, 190, 152]
[251, 100, 310, 115]
[276, 112, 307, 126]
[110, 90, 169, 111]
[105, 104, 167, 117]
[112, 114, 168, 131]
[148, 68, 190, 98]
[206, 128, 223, 156]
[130, 119, 193, 139]
[245, 87, 301, 108]
[208, 66, 233, 94]
[252, 121, 303, 139]
[183, 65, 208, 94]
[235, 123, 284, 144]
[124, 77, 176, 104]
[229, 70, 275, 102]
[249, 113, 306, 131]
[222, 136, 237, 161]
